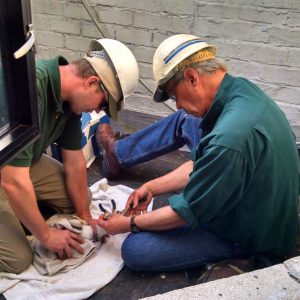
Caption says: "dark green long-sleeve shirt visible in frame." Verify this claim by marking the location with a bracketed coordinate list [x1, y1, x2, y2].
[169, 74, 299, 256]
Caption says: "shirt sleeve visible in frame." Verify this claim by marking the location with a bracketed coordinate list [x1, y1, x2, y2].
[7, 81, 45, 167]
[169, 144, 250, 228]
[56, 113, 82, 150]
[6, 143, 34, 167]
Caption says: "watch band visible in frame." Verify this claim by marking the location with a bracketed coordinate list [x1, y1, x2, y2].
[130, 216, 141, 233]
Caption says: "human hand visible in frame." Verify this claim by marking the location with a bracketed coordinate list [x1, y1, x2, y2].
[125, 186, 153, 216]
[83, 216, 99, 241]
[97, 213, 130, 235]
[42, 228, 85, 260]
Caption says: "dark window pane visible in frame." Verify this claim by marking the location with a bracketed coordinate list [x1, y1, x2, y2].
[0, 0, 18, 133]
[0, 0, 40, 167]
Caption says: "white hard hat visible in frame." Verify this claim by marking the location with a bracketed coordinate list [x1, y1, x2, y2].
[152, 34, 216, 102]
[84, 38, 139, 120]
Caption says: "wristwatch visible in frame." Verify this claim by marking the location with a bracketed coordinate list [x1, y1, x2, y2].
[130, 216, 141, 233]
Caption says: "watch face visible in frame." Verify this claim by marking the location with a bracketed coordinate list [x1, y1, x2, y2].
[132, 226, 140, 233]
[130, 216, 140, 233]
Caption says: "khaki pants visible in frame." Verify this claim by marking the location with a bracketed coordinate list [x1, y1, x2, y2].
[0, 155, 76, 274]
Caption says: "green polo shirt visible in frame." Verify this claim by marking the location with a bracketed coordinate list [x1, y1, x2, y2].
[169, 74, 299, 256]
[8, 56, 82, 167]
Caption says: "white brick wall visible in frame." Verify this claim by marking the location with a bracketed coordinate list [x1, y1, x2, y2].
[31, 0, 300, 140]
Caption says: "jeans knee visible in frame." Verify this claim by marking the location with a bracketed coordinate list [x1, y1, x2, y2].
[0, 248, 32, 274]
[122, 237, 138, 270]
[122, 234, 158, 271]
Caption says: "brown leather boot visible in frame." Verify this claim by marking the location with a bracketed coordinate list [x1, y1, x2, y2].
[96, 124, 122, 179]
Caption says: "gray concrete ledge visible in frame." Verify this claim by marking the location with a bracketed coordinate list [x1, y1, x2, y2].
[143, 257, 300, 300]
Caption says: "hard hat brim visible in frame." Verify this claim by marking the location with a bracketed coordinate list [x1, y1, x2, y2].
[153, 86, 170, 103]
[107, 94, 123, 121]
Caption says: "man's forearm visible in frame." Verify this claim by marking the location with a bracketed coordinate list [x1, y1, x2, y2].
[65, 169, 91, 218]
[98, 205, 187, 235]
[144, 160, 193, 196]
[62, 150, 91, 219]
[7, 187, 50, 241]
[135, 206, 186, 231]
[1, 166, 49, 242]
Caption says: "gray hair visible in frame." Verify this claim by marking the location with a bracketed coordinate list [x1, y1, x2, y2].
[173, 58, 227, 81]
[191, 58, 227, 74]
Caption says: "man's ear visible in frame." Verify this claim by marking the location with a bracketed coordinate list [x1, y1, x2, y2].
[183, 68, 199, 87]
[85, 76, 99, 88]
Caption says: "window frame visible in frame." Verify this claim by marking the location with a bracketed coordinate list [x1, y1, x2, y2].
[0, 0, 40, 167]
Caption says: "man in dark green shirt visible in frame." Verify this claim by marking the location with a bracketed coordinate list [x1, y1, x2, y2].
[0, 38, 139, 273]
[98, 34, 299, 272]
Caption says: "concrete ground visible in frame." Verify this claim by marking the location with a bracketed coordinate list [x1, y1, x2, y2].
[143, 258, 300, 300]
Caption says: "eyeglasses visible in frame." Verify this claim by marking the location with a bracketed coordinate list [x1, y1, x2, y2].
[168, 90, 177, 102]
[99, 82, 110, 114]
[164, 73, 183, 102]
[99, 82, 109, 102]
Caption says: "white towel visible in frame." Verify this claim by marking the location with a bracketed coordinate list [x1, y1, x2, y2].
[0, 178, 151, 300]
[31, 214, 106, 276]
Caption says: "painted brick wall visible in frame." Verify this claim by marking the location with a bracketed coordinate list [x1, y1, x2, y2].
[31, 0, 300, 140]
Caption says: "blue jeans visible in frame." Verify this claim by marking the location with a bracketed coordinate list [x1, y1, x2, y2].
[114, 109, 202, 168]
[122, 224, 247, 272]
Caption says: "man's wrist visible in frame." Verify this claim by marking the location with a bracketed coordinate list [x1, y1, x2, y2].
[77, 211, 92, 222]
[130, 216, 141, 233]
[38, 225, 51, 244]
[143, 181, 155, 196]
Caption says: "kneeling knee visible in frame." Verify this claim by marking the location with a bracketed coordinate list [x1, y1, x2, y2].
[1, 249, 32, 274]
[14, 251, 32, 274]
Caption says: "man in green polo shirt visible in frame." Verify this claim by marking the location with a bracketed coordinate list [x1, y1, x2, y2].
[0, 38, 139, 274]
[98, 34, 299, 272]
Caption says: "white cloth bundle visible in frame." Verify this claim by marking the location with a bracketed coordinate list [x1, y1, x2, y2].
[0, 179, 150, 300]
[31, 214, 106, 276]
